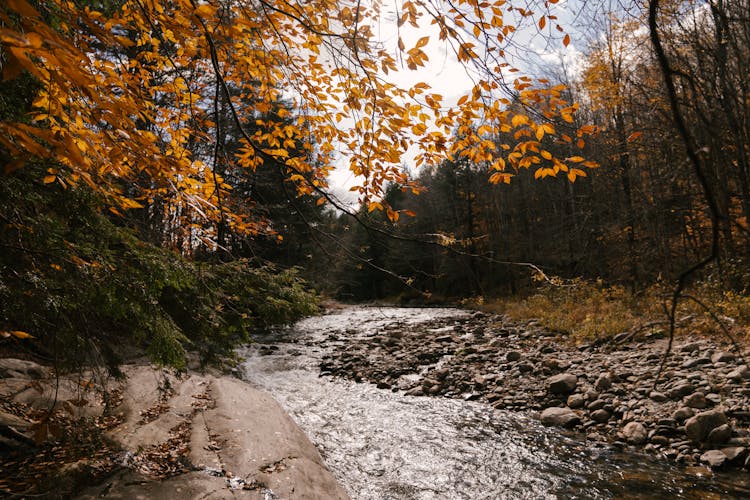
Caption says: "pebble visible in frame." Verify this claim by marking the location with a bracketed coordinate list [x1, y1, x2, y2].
[506, 351, 522, 362]
[547, 373, 578, 395]
[567, 394, 585, 409]
[683, 392, 708, 409]
[622, 422, 648, 445]
[591, 409, 611, 423]
[700, 450, 727, 468]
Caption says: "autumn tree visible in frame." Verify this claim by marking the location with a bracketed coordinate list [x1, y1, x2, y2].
[1, 0, 598, 251]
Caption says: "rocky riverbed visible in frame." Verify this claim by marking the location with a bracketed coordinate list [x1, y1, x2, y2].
[319, 309, 750, 471]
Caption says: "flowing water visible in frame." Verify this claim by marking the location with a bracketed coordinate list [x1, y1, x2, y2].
[239, 306, 750, 499]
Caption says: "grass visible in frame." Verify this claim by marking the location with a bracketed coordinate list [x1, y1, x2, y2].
[473, 278, 750, 346]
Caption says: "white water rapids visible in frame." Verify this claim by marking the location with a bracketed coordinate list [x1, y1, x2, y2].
[239, 306, 750, 499]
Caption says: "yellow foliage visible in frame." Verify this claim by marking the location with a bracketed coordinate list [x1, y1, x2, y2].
[0, 0, 597, 244]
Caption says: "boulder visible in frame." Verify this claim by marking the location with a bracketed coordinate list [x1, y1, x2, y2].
[621, 421, 648, 445]
[0, 358, 46, 379]
[547, 373, 577, 395]
[685, 410, 728, 442]
[540, 407, 580, 428]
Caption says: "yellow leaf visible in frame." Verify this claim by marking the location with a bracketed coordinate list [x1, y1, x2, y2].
[415, 36, 429, 49]
[567, 156, 584, 162]
[535, 126, 545, 141]
[10, 330, 35, 339]
[194, 3, 217, 18]
[541, 150, 553, 160]
[43, 175, 56, 184]
[538, 16, 546, 30]
[571, 168, 587, 177]
[563, 34, 571, 47]
[511, 114, 528, 128]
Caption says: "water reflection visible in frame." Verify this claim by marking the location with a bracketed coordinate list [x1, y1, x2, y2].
[240, 306, 750, 499]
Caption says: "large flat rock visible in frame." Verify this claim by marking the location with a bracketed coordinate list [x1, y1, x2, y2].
[52, 366, 349, 499]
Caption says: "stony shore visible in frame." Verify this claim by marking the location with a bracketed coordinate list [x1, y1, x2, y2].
[319, 309, 750, 470]
[0, 359, 348, 499]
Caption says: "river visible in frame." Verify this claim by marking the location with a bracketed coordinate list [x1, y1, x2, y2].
[239, 306, 750, 499]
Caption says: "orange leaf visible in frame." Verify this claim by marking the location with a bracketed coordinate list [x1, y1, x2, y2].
[11, 330, 35, 339]
[627, 132, 643, 142]
[5, 0, 40, 18]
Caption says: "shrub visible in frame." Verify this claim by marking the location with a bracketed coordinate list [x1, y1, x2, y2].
[0, 170, 318, 372]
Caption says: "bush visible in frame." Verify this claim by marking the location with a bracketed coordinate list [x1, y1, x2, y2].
[0, 169, 318, 372]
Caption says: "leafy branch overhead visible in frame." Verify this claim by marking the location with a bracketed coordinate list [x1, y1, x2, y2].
[1, 0, 596, 238]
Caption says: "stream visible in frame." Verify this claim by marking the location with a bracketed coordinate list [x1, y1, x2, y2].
[239, 306, 750, 499]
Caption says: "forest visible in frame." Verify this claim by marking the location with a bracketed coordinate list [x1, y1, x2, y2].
[3, 0, 750, 496]
[1, 0, 749, 370]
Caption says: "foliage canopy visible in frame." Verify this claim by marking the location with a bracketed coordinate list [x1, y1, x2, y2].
[1, 0, 597, 241]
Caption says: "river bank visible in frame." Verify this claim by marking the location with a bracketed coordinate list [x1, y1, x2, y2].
[0, 359, 347, 498]
[319, 307, 750, 471]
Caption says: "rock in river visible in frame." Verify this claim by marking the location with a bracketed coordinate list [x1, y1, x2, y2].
[685, 410, 728, 442]
[540, 407, 581, 428]
[621, 422, 648, 445]
[700, 450, 727, 469]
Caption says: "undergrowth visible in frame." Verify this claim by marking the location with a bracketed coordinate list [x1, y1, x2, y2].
[477, 278, 750, 345]
[0, 169, 318, 372]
